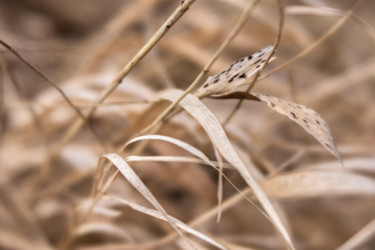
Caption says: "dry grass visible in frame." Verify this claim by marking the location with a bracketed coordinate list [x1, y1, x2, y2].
[1, 0, 375, 249]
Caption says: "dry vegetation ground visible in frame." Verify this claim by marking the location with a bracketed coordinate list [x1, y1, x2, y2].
[1, 0, 375, 249]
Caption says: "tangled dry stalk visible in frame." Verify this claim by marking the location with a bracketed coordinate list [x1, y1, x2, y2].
[1, 0, 375, 249]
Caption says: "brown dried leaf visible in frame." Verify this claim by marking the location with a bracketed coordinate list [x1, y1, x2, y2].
[252, 93, 342, 164]
[195, 46, 275, 98]
[105, 196, 227, 250]
[261, 170, 375, 198]
[156, 89, 295, 249]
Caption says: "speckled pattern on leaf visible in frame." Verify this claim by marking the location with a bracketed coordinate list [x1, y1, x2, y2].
[195, 46, 275, 97]
[252, 93, 342, 164]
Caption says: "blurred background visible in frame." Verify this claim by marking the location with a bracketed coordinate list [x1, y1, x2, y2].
[1, 0, 375, 249]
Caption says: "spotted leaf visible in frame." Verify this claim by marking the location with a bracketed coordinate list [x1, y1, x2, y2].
[195, 45, 275, 98]
[252, 93, 342, 164]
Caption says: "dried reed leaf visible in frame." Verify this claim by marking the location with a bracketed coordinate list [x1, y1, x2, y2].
[126, 134, 232, 224]
[156, 89, 295, 250]
[262, 170, 375, 198]
[126, 135, 213, 164]
[127, 155, 203, 164]
[195, 46, 275, 98]
[126, 155, 232, 169]
[106, 196, 227, 250]
[95, 153, 190, 246]
[251, 93, 342, 164]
